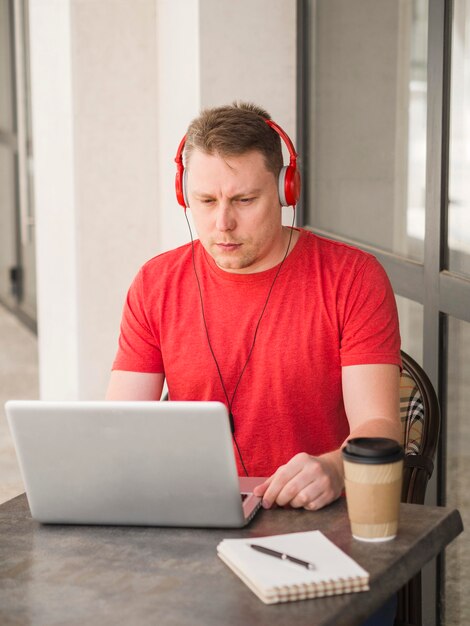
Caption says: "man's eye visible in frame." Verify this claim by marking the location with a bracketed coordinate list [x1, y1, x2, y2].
[239, 197, 255, 204]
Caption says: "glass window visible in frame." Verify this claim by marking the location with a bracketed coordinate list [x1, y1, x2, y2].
[0, 0, 14, 132]
[0, 145, 17, 306]
[395, 295, 423, 365]
[448, 0, 470, 277]
[0, 1, 36, 324]
[308, 0, 428, 262]
[444, 316, 470, 625]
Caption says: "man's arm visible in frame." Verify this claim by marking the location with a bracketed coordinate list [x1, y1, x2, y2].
[105, 371, 165, 401]
[253, 363, 401, 510]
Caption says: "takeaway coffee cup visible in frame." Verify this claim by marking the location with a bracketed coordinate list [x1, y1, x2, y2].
[342, 438, 404, 542]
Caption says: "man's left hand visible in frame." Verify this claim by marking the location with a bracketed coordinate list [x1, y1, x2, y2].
[252, 452, 344, 511]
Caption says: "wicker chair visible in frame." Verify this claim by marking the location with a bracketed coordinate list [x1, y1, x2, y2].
[395, 350, 441, 626]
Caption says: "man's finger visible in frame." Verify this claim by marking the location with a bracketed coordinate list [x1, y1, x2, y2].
[260, 463, 304, 507]
[253, 477, 271, 497]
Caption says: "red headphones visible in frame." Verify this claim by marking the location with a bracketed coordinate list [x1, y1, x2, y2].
[174, 118, 301, 209]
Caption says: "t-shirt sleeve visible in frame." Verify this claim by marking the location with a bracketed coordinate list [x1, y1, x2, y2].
[111, 269, 164, 373]
[340, 257, 402, 367]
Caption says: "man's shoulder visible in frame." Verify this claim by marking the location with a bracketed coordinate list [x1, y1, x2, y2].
[300, 229, 376, 270]
[140, 241, 195, 277]
[128, 242, 199, 298]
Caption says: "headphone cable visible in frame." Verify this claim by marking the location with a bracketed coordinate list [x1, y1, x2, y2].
[185, 208, 296, 476]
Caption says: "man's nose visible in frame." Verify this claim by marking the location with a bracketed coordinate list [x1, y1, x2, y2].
[215, 201, 236, 232]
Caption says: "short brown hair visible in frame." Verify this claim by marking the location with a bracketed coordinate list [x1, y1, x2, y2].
[184, 101, 283, 177]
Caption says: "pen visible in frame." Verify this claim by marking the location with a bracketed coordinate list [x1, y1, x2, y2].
[250, 544, 316, 570]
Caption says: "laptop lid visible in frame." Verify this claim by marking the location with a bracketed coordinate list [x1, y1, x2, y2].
[5, 400, 262, 528]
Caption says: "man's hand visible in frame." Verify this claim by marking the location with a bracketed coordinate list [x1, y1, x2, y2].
[252, 452, 344, 511]
[252, 364, 401, 512]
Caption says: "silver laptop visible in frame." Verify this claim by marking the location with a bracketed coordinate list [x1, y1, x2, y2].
[5, 400, 263, 527]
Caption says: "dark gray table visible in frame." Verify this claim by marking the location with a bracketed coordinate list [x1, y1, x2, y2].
[0, 494, 463, 626]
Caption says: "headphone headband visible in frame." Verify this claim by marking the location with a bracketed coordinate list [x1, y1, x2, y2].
[174, 118, 301, 208]
[264, 119, 298, 168]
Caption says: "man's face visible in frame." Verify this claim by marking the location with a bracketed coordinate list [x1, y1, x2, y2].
[186, 149, 284, 274]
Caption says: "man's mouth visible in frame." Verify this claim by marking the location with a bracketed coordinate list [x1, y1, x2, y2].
[216, 242, 242, 252]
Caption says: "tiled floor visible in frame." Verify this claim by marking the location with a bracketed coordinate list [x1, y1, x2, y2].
[0, 304, 38, 504]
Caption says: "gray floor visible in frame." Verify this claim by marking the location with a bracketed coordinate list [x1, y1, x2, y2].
[0, 304, 38, 504]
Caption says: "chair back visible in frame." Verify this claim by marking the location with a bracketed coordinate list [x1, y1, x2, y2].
[399, 350, 440, 504]
[396, 350, 440, 626]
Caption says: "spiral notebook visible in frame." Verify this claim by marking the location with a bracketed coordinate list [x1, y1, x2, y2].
[217, 530, 369, 604]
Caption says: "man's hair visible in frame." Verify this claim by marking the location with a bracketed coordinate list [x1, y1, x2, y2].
[184, 101, 283, 177]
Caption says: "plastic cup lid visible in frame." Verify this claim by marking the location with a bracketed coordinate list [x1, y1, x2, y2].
[342, 437, 404, 464]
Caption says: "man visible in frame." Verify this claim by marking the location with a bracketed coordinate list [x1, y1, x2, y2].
[106, 101, 402, 513]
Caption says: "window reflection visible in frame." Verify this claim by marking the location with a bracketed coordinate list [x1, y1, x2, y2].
[448, 0, 470, 277]
[308, 0, 428, 262]
[445, 316, 470, 625]
[407, 0, 428, 255]
[395, 295, 423, 365]
[0, 0, 14, 132]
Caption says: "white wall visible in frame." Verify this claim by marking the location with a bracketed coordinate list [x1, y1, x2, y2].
[156, 0, 297, 250]
[199, 0, 296, 130]
[29, 0, 297, 400]
[156, 0, 201, 252]
[199, 0, 297, 226]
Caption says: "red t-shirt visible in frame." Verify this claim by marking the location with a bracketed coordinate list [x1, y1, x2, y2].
[112, 229, 401, 476]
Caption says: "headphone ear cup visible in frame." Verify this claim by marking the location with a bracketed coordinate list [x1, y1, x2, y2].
[182, 169, 189, 207]
[278, 165, 301, 207]
[278, 166, 288, 206]
[175, 164, 187, 208]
